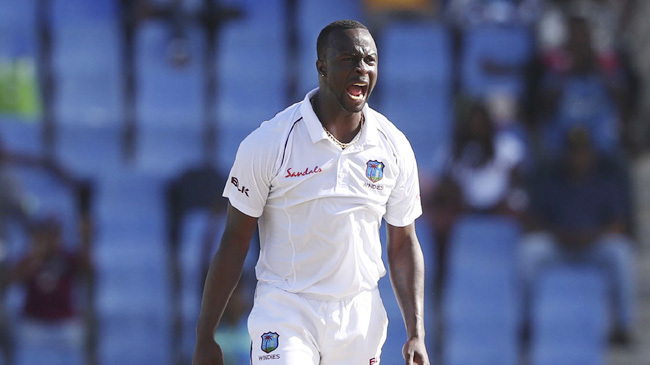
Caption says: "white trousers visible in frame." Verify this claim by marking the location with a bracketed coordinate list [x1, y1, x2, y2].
[249, 283, 388, 365]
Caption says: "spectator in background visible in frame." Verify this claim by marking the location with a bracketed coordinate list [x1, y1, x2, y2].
[424, 175, 463, 298]
[446, 101, 527, 216]
[536, 15, 631, 157]
[425, 100, 528, 307]
[536, 0, 632, 63]
[622, 0, 650, 149]
[9, 216, 92, 365]
[519, 127, 636, 344]
[423, 100, 529, 361]
[0, 138, 31, 365]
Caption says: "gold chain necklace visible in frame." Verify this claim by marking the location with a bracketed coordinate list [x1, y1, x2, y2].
[311, 97, 364, 150]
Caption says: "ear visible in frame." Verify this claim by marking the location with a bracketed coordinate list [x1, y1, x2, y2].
[316, 59, 326, 77]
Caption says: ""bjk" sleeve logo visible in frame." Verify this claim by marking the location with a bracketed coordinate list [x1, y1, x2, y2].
[230, 177, 250, 197]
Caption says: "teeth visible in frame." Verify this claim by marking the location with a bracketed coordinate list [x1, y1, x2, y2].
[348, 84, 366, 100]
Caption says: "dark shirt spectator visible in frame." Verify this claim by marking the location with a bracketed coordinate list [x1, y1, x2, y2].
[519, 127, 635, 343]
[532, 154, 626, 245]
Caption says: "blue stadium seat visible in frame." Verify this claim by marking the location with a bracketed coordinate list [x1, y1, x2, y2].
[133, 21, 211, 175]
[136, 125, 204, 178]
[51, 0, 121, 126]
[217, 0, 286, 171]
[529, 264, 609, 365]
[94, 170, 171, 364]
[443, 215, 521, 365]
[51, 0, 117, 25]
[379, 22, 453, 176]
[95, 244, 168, 316]
[460, 24, 533, 98]
[55, 123, 122, 179]
[218, 0, 287, 114]
[94, 170, 166, 244]
[95, 243, 169, 345]
[381, 22, 452, 86]
[0, 0, 38, 58]
[177, 211, 211, 357]
[99, 311, 170, 365]
[136, 22, 204, 130]
[215, 122, 258, 173]
[0, 118, 41, 155]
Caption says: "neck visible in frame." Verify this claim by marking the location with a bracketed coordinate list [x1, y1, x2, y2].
[311, 93, 364, 143]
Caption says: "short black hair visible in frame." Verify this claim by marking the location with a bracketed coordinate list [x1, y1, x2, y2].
[316, 20, 368, 60]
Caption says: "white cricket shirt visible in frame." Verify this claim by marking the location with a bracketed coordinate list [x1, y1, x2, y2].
[223, 88, 422, 299]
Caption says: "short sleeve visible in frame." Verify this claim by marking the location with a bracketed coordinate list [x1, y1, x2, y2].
[384, 140, 422, 227]
[222, 129, 277, 218]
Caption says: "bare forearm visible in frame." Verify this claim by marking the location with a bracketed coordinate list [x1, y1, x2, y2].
[195, 240, 249, 344]
[388, 237, 426, 339]
[193, 204, 257, 365]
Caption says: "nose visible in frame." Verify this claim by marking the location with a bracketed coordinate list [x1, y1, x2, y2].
[355, 59, 370, 75]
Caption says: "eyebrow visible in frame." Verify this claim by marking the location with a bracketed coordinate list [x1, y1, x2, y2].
[338, 50, 377, 57]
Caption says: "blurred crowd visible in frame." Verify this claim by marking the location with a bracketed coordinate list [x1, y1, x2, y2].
[0, 139, 93, 365]
[419, 0, 644, 363]
[0, 0, 648, 364]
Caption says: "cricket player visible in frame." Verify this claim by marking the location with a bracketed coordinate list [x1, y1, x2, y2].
[193, 19, 429, 365]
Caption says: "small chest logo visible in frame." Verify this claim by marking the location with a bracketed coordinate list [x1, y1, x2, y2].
[261, 332, 279, 354]
[366, 160, 385, 183]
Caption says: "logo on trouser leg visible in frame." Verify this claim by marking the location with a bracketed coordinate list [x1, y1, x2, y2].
[261, 332, 279, 353]
[370, 358, 378, 364]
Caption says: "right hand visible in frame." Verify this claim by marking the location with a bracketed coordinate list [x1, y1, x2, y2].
[192, 340, 225, 365]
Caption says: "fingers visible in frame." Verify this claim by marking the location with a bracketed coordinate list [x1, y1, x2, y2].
[415, 353, 430, 365]
[403, 345, 415, 365]
[404, 349, 429, 365]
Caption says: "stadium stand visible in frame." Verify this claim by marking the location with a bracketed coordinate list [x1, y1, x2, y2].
[0, 1, 646, 364]
[379, 21, 453, 175]
[460, 24, 533, 99]
[529, 264, 609, 365]
[443, 215, 521, 365]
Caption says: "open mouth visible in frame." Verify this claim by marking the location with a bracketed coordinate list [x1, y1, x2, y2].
[347, 83, 368, 101]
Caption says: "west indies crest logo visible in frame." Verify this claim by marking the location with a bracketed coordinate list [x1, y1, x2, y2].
[261, 332, 279, 354]
[365, 160, 385, 183]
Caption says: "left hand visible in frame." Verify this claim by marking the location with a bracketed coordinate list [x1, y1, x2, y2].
[402, 337, 429, 365]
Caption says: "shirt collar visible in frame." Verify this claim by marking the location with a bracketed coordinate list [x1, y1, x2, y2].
[300, 88, 379, 149]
